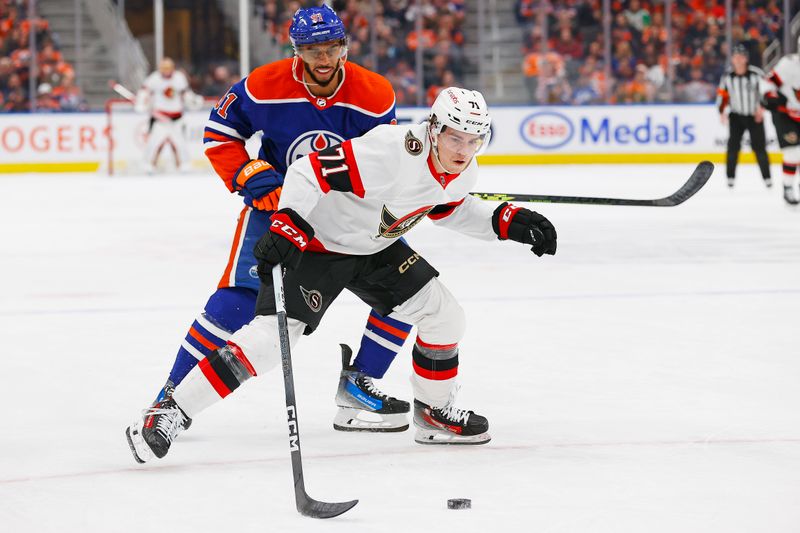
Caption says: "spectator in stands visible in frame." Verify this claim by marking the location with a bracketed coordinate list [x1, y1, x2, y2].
[618, 63, 654, 103]
[385, 59, 418, 104]
[35, 82, 60, 111]
[571, 59, 605, 105]
[201, 65, 234, 98]
[536, 58, 571, 104]
[623, 0, 651, 33]
[552, 27, 583, 61]
[426, 68, 455, 105]
[611, 41, 637, 80]
[0, 56, 11, 89]
[677, 67, 715, 102]
[523, 40, 567, 104]
[53, 72, 87, 111]
[4, 72, 26, 111]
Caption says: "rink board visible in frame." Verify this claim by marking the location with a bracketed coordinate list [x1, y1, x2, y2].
[0, 104, 783, 172]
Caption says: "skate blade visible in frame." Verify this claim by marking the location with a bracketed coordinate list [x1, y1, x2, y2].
[333, 408, 409, 433]
[125, 425, 153, 464]
[413, 428, 491, 445]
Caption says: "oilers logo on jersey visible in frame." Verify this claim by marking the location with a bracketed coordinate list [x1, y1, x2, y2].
[285, 130, 345, 168]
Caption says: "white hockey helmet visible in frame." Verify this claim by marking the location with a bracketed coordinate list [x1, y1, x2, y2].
[429, 87, 492, 137]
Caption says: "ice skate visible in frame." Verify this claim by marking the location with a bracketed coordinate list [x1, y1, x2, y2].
[153, 381, 192, 430]
[413, 399, 490, 445]
[727, 176, 734, 188]
[764, 177, 773, 188]
[125, 397, 190, 463]
[333, 344, 410, 432]
[784, 185, 799, 205]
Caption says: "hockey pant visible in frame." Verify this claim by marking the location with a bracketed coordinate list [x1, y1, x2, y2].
[161, 207, 411, 400]
[145, 116, 190, 170]
[172, 278, 464, 418]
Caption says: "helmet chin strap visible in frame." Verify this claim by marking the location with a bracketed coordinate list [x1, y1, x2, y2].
[291, 54, 347, 90]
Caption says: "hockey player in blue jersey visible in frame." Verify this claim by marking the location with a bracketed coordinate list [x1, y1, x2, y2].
[126, 6, 414, 461]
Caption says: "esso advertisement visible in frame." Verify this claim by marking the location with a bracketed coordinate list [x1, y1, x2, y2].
[399, 104, 779, 158]
[519, 111, 573, 149]
[518, 108, 698, 151]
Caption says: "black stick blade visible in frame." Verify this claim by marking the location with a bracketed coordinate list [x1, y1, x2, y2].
[656, 160, 714, 206]
[298, 496, 358, 519]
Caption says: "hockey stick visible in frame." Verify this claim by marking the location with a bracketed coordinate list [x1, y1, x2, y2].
[108, 80, 172, 121]
[271, 264, 359, 519]
[470, 161, 714, 206]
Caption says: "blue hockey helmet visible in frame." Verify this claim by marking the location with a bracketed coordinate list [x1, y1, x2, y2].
[289, 5, 346, 48]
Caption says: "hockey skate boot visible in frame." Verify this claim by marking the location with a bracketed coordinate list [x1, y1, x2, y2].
[784, 185, 799, 205]
[125, 398, 190, 463]
[764, 177, 773, 188]
[153, 381, 191, 430]
[727, 176, 735, 188]
[333, 344, 410, 432]
[413, 399, 490, 445]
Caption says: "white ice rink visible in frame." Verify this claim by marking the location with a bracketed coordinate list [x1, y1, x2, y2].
[1, 163, 799, 533]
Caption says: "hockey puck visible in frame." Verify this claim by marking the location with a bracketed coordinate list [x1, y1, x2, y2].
[447, 498, 471, 510]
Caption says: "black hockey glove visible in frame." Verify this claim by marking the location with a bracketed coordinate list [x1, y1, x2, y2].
[492, 202, 557, 257]
[254, 208, 315, 276]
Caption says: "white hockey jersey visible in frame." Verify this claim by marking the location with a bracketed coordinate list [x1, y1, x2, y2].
[764, 54, 800, 120]
[278, 122, 497, 255]
[137, 70, 190, 117]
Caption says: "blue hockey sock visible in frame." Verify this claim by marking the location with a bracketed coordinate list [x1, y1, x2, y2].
[353, 310, 414, 378]
[165, 287, 257, 389]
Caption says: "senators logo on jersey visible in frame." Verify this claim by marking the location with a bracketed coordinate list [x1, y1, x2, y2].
[377, 205, 434, 239]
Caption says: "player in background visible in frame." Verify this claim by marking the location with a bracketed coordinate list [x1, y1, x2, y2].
[125, 87, 558, 462]
[762, 35, 800, 205]
[126, 6, 412, 460]
[136, 57, 204, 174]
[716, 44, 771, 189]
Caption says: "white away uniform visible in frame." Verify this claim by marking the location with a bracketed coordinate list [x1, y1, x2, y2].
[173, 122, 496, 437]
[136, 70, 193, 172]
[281, 121, 497, 253]
[763, 52, 800, 201]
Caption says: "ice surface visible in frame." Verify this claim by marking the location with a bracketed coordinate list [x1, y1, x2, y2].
[1, 163, 799, 532]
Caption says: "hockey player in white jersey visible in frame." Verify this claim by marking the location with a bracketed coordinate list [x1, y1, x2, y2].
[136, 57, 203, 173]
[125, 87, 557, 461]
[763, 36, 800, 205]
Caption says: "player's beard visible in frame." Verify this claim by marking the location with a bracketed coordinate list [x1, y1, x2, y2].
[303, 59, 342, 88]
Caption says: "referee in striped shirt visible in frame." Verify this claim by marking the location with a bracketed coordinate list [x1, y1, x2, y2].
[716, 44, 772, 188]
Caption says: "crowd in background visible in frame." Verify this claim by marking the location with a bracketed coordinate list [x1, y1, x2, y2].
[517, 0, 793, 105]
[1, 0, 798, 112]
[256, 0, 466, 105]
[0, 0, 87, 112]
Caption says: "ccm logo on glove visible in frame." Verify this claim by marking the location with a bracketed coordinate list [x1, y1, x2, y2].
[254, 209, 315, 272]
[271, 217, 310, 249]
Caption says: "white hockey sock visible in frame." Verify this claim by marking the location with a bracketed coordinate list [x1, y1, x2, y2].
[173, 315, 305, 418]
